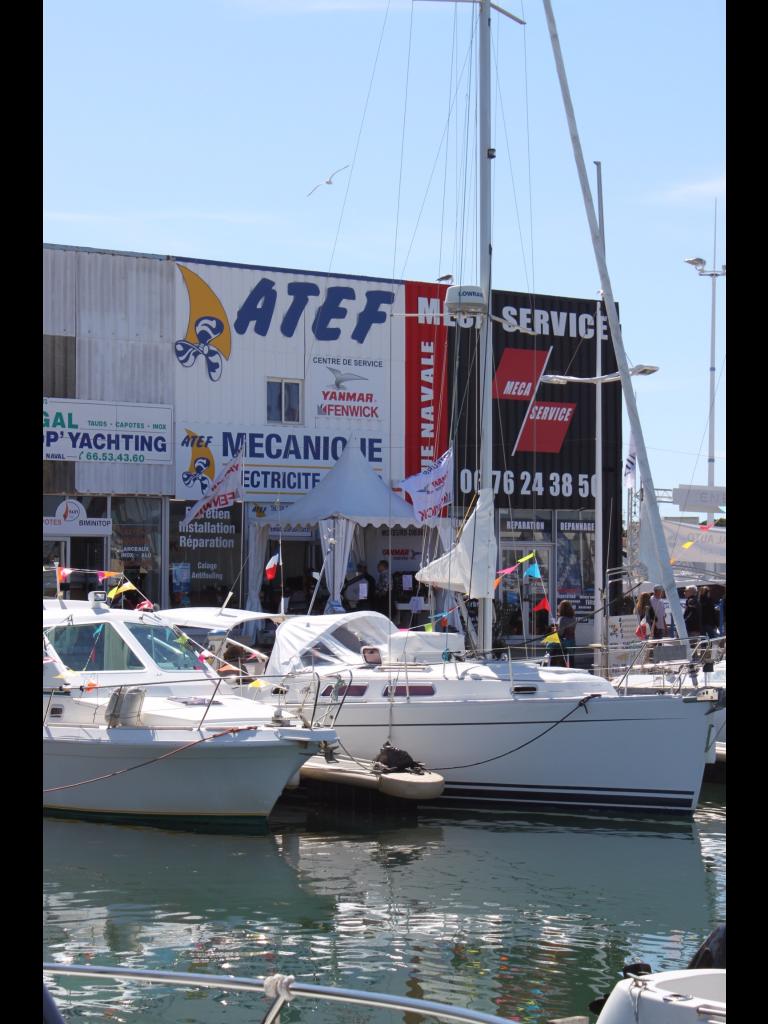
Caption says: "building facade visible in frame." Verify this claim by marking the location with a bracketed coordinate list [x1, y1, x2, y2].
[43, 244, 621, 642]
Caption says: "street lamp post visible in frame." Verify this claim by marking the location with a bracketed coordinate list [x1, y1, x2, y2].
[540, 363, 658, 673]
[684, 256, 726, 528]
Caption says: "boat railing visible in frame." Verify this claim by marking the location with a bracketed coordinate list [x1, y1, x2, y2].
[613, 635, 725, 694]
[43, 963, 514, 1024]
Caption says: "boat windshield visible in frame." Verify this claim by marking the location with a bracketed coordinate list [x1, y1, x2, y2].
[46, 622, 144, 673]
[124, 623, 205, 673]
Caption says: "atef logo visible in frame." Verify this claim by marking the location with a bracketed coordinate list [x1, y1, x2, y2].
[180, 430, 216, 495]
[59, 499, 84, 522]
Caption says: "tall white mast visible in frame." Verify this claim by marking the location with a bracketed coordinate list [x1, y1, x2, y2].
[542, 0, 689, 645]
[477, 0, 495, 653]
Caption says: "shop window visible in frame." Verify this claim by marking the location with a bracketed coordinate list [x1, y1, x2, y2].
[111, 497, 162, 605]
[169, 500, 243, 609]
[267, 380, 301, 424]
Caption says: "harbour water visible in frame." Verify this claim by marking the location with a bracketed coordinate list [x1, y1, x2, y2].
[43, 783, 725, 1022]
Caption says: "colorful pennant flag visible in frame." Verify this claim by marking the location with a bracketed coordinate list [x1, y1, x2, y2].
[265, 552, 281, 581]
[542, 630, 560, 645]
[97, 570, 121, 582]
[523, 562, 542, 579]
[56, 567, 73, 585]
[681, 541, 695, 550]
[517, 552, 536, 563]
[532, 597, 551, 613]
[107, 581, 137, 600]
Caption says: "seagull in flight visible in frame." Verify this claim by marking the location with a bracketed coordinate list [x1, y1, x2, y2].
[327, 367, 367, 389]
[436, 274, 454, 284]
[307, 165, 350, 197]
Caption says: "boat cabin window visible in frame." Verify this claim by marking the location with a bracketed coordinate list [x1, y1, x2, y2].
[385, 685, 436, 697]
[124, 623, 205, 672]
[320, 684, 369, 698]
[46, 623, 144, 673]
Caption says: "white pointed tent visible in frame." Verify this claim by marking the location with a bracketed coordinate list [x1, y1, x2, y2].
[246, 442, 418, 612]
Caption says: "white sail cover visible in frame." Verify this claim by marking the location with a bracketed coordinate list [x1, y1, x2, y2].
[266, 611, 394, 677]
[415, 488, 497, 599]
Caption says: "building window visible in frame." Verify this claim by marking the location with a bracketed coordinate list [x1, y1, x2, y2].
[267, 380, 301, 424]
[111, 497, 163, 605]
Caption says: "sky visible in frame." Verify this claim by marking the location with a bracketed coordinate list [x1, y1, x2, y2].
[43, 0, 726, 520]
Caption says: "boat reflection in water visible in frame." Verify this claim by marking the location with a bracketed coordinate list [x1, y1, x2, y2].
[43, 798, 723, 1024]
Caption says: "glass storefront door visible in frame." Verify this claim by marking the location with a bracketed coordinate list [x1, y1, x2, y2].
[43, 539, 66, 597]
[497, 544, 554, 641]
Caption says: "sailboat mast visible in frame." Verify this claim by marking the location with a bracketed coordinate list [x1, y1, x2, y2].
[478, 0, 495, 654]
[542, 0, 689, 646]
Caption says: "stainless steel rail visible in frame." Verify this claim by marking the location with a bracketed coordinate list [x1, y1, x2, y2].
[43, 963, 513, 1023]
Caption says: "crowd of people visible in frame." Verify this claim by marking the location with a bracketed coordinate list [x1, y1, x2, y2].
[634, 583, 725, 640]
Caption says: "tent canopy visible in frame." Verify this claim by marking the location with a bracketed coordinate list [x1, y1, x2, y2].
[262, 442, 417, 527]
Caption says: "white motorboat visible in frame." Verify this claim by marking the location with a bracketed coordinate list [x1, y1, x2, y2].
[590, 925, 726, 1023]
[241, 609, 720, 815]
[595, 969, 725, 1024]
[43, 594, 336, 830]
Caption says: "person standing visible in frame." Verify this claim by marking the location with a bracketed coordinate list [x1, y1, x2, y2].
[647, 585, 667, 639]
[683, 585, 702, 638]
[634, 591, 651, 639]
[555, 599, 577, 667]
[374, 559, 390, 616]
[699, 586, 719, 639]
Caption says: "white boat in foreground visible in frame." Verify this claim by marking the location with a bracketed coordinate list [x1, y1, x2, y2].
[591, 925, 726, 1023]
[596, 968, 725, 1024]
[43, 595, 335, 830]
[241, 610, 721, 815]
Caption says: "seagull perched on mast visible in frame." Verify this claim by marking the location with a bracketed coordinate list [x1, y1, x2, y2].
[307, 165, 350, 197]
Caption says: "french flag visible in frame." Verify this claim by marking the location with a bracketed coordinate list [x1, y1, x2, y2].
[265, 553, 281, 581]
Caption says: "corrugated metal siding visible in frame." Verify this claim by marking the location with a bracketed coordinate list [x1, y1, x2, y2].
[43, 333, 77, 494]
[72, 251, 177, 495]
[43, 247, 77, 336]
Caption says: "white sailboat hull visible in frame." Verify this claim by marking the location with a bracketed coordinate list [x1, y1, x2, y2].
[293, 693, 714, 813]
[43, 724, 333, 828]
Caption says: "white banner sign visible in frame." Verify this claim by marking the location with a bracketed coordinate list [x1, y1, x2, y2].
[397, 448, 454, 523]
[180, 445, 244, 528]
[43, 398, 173, 465]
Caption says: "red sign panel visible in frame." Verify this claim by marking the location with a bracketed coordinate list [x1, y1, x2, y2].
[404, 282, 449, 477]
[515, 402, 577, 453]
[492, 348, 551, 400]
